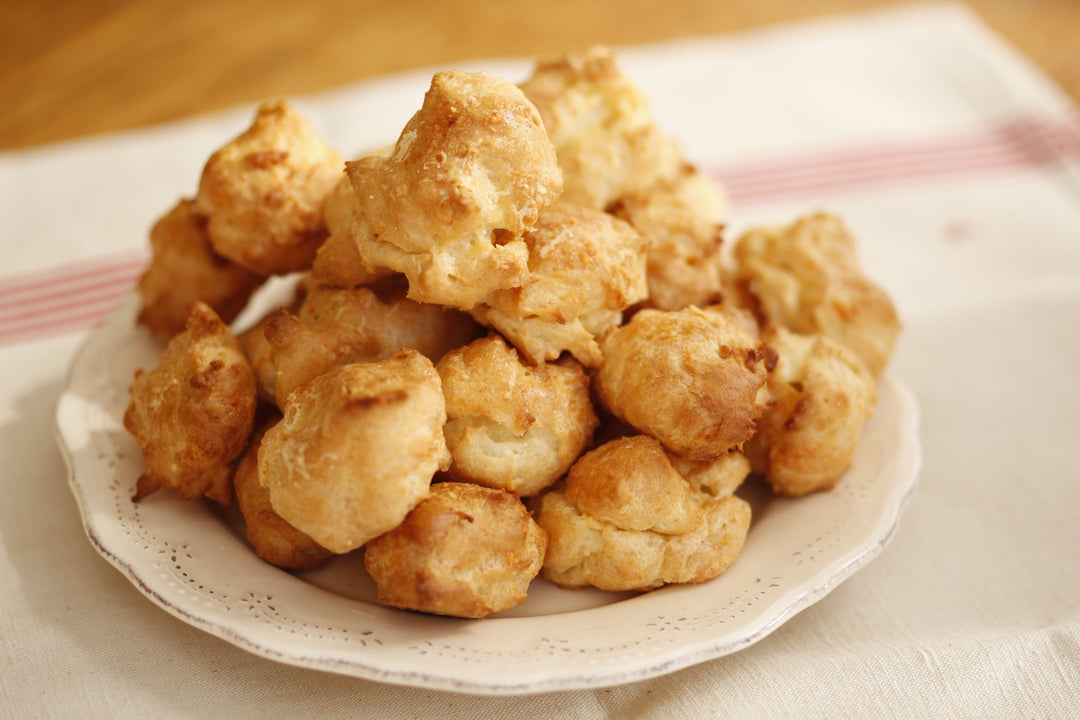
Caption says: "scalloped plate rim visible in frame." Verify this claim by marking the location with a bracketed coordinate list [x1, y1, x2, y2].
[56, 295, 921, 694]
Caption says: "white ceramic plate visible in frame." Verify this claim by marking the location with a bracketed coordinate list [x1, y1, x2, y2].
[56, 293, 920, 694]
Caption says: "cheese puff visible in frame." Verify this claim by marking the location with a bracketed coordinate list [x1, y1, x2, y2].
[536, 435, 751, 591]
[262, 276, 480, 405]
[257, 349, 450, 554]
[594, 305, 772, 459]
[436, 335, 598, 497]
[744, 325, 877, 496]
[235, 279, 309, 404]
[519, 46, 683, 210]
[668, 448, 753, 499]
[345, 71, 563, 309]
[195, 99, 343, 276]
[233, 414, 334, 570]
[733, 213, 900, 376]
[311, 176, 395, 288]
[364, 482, 547, 618]
[136, 198, 264, 340]
[469, 203, 648, 367]
[124, 301, 257, 504]
[609, 166, 729, 312]
[237, 312, 283, 406]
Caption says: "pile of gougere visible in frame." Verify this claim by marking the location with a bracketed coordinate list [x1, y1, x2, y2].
[123, 47, 900, 618]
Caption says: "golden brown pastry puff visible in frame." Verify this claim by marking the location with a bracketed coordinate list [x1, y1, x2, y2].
[535, 435, 750, 592]
[519, 46, 683, 210]
[236, 310, 284, 406]
[436, 334, 598, 497]
[234, 280, 309, 405]
[345, 70, 563, 309]
[124, 301, 258, 504]
[195, 99, 343, 276]
[733, 213, 900, 376]
[594, 305, 772, 459]
[262, 276, 480, 405]
[233, 415, 334, 570]
[311, 175, 395, 289]
[136, 198, 264, 341]
[257, 349, 450, 554]
[744, 325, 877, 496]
[609, 165, 729, 312]
[469, 202, 648, 368]
[364, 481, 547, 618]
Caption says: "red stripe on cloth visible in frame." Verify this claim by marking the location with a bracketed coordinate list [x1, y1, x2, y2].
[0, 280, 134, 325]
[0, 274, 142, 320]
[0, 297, 123, 347]
[0, 254, 145, 346]
[727, 148, 1036, 205]
[0, 254, 146, 300]
[718, 116, 1080, 206]
[3, 114, 1078, 346]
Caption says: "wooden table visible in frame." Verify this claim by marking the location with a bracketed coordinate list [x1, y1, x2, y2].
[3, 0, 1078, 150]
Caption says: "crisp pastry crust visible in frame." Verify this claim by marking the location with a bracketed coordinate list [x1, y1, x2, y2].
[469, 202, 648, 367]
[237, 312, 283, 406]
[668, 448, 753, 499]
[311, 176, 395, 288]
[519, 46, 683, 210]
[235, 282, 308, 405]
[261, 276, 480, 406]
[233, 416, 334, 570]
[436, 334, 598, 497]
[195, 99, 343, 276]
[610, 165, 729, 312]
[594, 305, 772, 459]
[257, 349, 450, 554]
[124, 301, 257, 504]
[535, 435, 751, 591]
[733, 213, 900, 376]
[345, 71, 563, 309]
[364, 481, 548, 618]
[744, 325, 877, 496]
[564, 436, 704, 534]
[122, 50, 905, 619]
[136, 198, 264, 340]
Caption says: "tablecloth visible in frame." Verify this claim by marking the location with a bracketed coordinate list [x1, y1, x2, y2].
[2, 2, 1079, 718]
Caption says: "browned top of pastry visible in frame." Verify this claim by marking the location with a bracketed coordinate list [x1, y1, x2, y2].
[364, 481, 547, 618]
[519, 46, 682, 210]
[595, 305, 771, 459]
[733, 212, 900, 376]
[345, 71, 563, 308]
[195, 99, 342, 276]
[124, 301, 257, 504]
[437, 334, 597, 496]
[257, 348, 449, 553]
[470, 202, 648, 367]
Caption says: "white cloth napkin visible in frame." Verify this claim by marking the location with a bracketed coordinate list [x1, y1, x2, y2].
[2, 2, 1079, 717]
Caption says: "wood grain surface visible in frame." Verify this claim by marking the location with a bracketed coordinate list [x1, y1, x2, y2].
[2, 0, 1078, 150]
